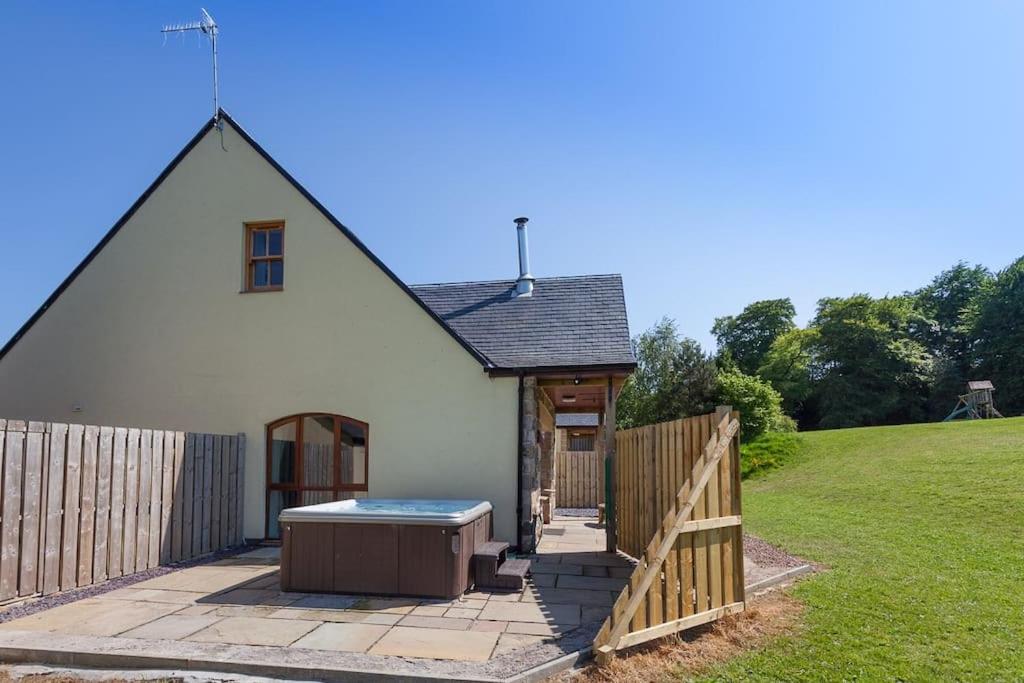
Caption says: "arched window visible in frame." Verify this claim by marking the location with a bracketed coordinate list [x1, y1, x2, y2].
[265, 413, 368, 538]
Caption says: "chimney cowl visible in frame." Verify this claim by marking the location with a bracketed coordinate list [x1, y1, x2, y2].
[514, 217, 534, 297]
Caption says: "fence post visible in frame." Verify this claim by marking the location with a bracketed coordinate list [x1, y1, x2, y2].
[604, 378, 617, 553]
[236, 432, 246, 545]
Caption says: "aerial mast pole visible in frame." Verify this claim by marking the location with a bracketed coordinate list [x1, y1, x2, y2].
[161, 8, 221, 127]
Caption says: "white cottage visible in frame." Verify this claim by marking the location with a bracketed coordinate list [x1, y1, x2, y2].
[0, 111, 635, 550]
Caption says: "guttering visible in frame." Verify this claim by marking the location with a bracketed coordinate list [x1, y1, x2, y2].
[487, 362, 638, 378]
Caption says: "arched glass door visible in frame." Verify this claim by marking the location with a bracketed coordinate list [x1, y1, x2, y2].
[265, 413, 368, 538]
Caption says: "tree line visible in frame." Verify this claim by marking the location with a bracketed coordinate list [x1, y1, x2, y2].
[618, 256, 1024, 435]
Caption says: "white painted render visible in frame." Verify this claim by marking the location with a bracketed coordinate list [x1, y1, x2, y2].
[0, 120, 520, 542]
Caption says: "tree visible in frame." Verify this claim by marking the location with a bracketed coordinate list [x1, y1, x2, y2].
[808, 295, 932, 429]
[712, 299, 797, 376]
[913, 262, 992, 418]
[757, 328, 818, 423]
[616, 318, 718, 428]
[715, 369, 790, 441]
[972, 256, 1024, 415]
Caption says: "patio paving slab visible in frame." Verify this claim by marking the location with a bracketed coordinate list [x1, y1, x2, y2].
[397, 615, 473, 631]
[445, 607, 482, 620]
[368, 625, 500, 662]
[477, 601, 581, 626]
[175, 605, 219, 616]
[521, 586, 614, 606]
[348, 597, 418, 614]
[99, 588, 211, 605]
[118, 614, 222, 640]
[285, 595, 360, 610]
[504, 621, 578, 637]
[494, 632, 547, 656]
[186, 616, 319, 647]
[555, 574, 628, 591]
[410, 605, 448, 617]
[0, 599, 180, 637]
[469, 620, 507, 633]
[268, 608, 402, 625]
[134, 567, 275, 593]
[212, 605, 284, 618]
[289, 622, 390, 653]
[529, 562, 583, 576]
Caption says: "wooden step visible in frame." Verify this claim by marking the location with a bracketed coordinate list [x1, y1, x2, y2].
[496, 558, 530, 578]
[475, 541, 509, 558]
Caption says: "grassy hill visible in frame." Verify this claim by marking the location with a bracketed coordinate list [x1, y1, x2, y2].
[702, 418, 1024, 681]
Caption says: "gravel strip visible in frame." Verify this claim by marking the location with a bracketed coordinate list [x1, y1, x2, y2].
[0, 543, 262, 624]
[554, 508, 599, 518]
[743, 534, 807, 568]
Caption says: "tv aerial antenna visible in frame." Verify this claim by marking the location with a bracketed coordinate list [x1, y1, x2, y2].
[162, 8, 221, 126]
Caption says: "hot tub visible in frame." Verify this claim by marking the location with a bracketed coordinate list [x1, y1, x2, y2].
[279, 499, 493, 598]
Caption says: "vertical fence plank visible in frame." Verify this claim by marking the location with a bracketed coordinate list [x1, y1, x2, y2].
[210, 436, 222, 550]
[77, 425, 99, 586]
[236, 433, 246, 545]
[35, 424, 49, 595]
[227, 435, 238, 546]
[219, 435, 230, 550]
[172, 432, 186, 561]
[136, 429, 153, 571]
[1, 423, 26, 599]
[60, 423, 84, 591]
[93, 426, 113, 583]
[191, 434, 204, 556]
[202, 434, 213, 553]
[186, 433, 200, 559]
[122, 428, 140, 574]
[108, 427, 127, 579]
[160, 431, 175, 564]
[148, 430, 163, 569]
[42, 424, 67, 594]
[18, 423, 45, 596]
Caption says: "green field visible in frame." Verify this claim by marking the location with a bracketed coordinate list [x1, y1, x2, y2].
[702, 418, 1024, 681]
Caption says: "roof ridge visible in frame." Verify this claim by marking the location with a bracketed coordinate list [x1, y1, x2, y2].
[411, 273, 623, 288]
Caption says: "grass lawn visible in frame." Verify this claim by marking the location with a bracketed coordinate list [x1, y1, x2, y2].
[700, 417, 1024, 681]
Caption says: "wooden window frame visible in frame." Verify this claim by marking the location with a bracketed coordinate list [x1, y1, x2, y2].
[244, 221, 285, 292]
[265, 413, 370, 538]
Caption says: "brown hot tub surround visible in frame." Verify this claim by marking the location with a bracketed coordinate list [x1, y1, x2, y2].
[279, 499, 493, 599]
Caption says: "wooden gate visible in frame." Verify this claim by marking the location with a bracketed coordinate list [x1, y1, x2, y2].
[594, 408, 743, 661]
[555, 449, 604, 508]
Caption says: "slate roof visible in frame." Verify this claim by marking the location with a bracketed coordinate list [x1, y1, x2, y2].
[410, 274, 636, 371]
[555, 413, 600, 428]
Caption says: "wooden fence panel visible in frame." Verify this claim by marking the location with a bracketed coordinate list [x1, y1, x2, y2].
[0, 419, 245, 604]
[598, 409, 744, 661]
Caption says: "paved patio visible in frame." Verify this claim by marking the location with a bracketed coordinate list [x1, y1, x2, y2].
[0, 518, 630, 667]
[0, 517, 802, 680]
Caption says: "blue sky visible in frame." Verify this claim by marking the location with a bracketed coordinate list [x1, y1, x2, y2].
[2, 2, 1022, 349]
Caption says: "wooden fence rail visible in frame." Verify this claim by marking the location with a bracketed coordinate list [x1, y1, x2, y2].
[595, 408, 744, 660]
[0, 419, 245, 603]
[555, 449, 604, 508]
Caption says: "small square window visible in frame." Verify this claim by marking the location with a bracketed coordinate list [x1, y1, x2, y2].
[245, 222, 284, 292]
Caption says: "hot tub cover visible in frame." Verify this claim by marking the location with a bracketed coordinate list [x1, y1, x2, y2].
[278, 498, 492, 526]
